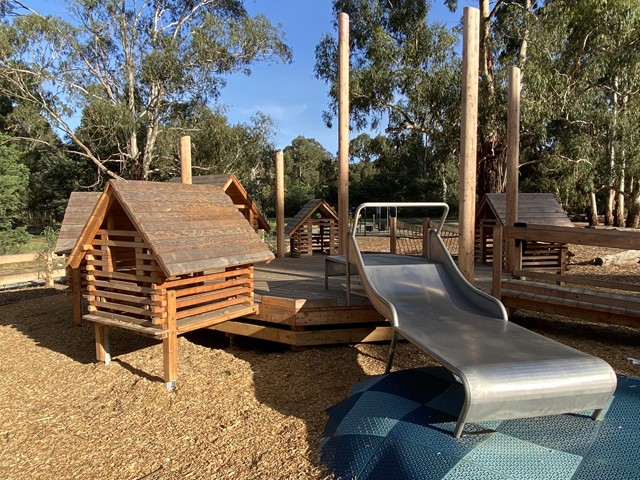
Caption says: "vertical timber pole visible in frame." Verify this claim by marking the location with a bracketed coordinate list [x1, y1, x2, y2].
[180, 135, 192, 184]
[505, 66, 521, 273]
[338, 12, 350, 255]
[275, 150, 285, 258]
[458, 7, 480, 283]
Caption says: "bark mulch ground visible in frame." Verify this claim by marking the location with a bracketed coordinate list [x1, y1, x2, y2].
[1, 243, 638, 479]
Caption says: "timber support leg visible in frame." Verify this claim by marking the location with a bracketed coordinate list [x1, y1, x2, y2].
[95, 324, 111, 365]
[163, 290, 178, 391]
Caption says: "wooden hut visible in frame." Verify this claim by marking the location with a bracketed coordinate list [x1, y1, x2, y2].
[476, 193, 573, 270]
[66, 180, 274, 389]
[171, 174, 269, 232]
[285, 199, 339, 256]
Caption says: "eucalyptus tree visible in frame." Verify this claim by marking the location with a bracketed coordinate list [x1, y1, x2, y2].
[315, 0, 461, 200]
[512, 0, 640, 225]
[0, 0, 292, 180]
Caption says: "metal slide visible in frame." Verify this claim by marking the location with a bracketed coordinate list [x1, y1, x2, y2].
[348, 202, 617, 438]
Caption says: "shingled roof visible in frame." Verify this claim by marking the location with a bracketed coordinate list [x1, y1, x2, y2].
[54, 192, 102, 255]
[67, 180, 273, 278]
[170, 174, 269, 231]
[285, 199, 338, 236]
[478, 193, 574, 228]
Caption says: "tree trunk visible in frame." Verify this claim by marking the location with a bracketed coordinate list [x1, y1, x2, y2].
[626, 178, 640, 228]
[615, 162, 625, 227]
[589, 192, 598, 226]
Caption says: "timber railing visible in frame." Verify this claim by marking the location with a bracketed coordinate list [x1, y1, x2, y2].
[493, 224, 640, 328]
[390, 218, 459, 257]
[0, 253, 66, 287]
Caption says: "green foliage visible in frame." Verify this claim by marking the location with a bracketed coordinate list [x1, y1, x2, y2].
[315, 0, 460, 204]
[282, 136, 336, 215]
[0, 135, 31, 253]
[1, 1, 292, 180]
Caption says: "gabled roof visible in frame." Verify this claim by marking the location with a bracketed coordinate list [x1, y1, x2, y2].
[68, 180, 274, 278]
[54, 192, 102, 255]
[285, 199, 339, 236]
[478, 193, 573, 228]
[170, 174, 270, 231]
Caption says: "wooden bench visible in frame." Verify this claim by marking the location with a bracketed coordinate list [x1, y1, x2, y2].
[493, 224, 640, 329]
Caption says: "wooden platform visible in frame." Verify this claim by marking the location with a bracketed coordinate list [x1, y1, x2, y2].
[209, 255, 393, 346]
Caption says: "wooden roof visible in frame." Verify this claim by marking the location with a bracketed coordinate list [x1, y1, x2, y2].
[478, 193, 574, 228]
[285, 199, 339, 236]
[68, 180, 274, 278]
[170, 174, 270, 231]
[54, 192, 102, 255]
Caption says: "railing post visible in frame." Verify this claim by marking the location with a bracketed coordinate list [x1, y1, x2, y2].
[492, 225, 503, 299]
[390, 217, 397, 254]
[163, 290, 178, 391]
[422, 218, 430, 258]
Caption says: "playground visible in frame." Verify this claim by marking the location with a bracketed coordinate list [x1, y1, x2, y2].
[0, 234, 638, 479]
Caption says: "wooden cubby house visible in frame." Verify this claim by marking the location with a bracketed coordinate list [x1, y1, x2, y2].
[171, 174, 270, 233]
[285, 199, 339, 256]
[476, 193, 573, 270]
[66, 180, 274, 389]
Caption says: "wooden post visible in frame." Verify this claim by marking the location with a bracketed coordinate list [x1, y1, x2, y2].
[275, 150, 285, 258]
[505, 66, 521, 273]
[71, 267, 82, 326]
[180, 135, 192, 185]
[95, 324, 110, 365]
[338, 12, 350, 255]
[458, 7, 480, 283]
[422, 218, 430, 258]
[492, 225, 503, 299]
[390, 217, 397, 254]
[163, 290, 178, 391]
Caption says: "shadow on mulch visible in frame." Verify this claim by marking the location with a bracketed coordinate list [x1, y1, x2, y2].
[0, 287, 158, 365]
[188, 327, 373, 473]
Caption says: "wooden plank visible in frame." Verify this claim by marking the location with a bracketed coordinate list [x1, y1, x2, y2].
[294, 306, 386, 326]
[177, 304, 258, 334]
[88, 270, 159, 284]
[210, 320, 298, 345]
[504, 224, 640, 250]
[89, 279, 158, 294]
[173, 277, 251, 298]
[90, 288, 165, 306]
[176, 285, 252, 309]
[511, 269, 640, 293]
[90, 299, 165, 318]
[0, 253, 38, 265]
[84, 313, 166, 337]
[158, 267, 250, 289]
[176, 295, 252, 320]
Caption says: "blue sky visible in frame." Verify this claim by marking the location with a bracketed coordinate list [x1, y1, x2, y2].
[27, 0, 471, 154]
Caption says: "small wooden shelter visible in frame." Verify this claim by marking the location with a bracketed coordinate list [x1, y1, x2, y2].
[55, 192, 102, 256]
[66, 180, 274, 389]
[476, 193, 573, 270]
[171, 174, 269, 232]
[285, 199, 339, 256]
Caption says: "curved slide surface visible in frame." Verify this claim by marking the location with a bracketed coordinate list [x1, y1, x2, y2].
[348, 202, 617, 438]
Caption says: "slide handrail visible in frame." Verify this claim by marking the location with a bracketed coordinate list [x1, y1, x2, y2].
[351, 202, 449, 237]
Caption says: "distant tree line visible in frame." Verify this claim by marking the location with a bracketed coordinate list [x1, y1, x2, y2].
[1, 0, 639, 253]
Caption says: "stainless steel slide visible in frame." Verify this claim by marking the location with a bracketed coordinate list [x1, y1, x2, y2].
[348, 202, 617, 438]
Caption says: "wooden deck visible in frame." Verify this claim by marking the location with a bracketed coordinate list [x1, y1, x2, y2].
[210, 255, 495, 347]
[210, 255, 392, 346]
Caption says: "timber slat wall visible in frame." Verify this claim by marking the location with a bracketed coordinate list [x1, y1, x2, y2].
[493, 224, 640, 329]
